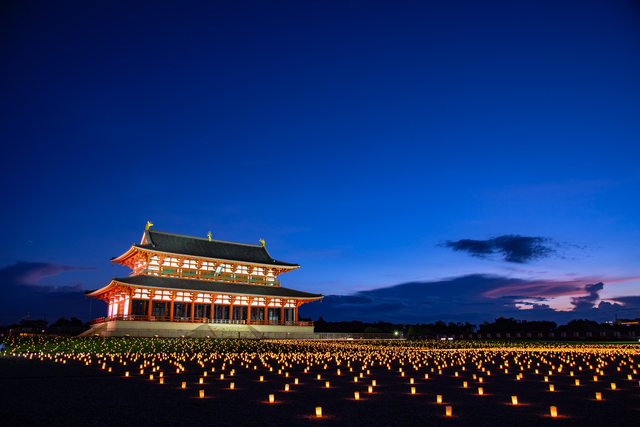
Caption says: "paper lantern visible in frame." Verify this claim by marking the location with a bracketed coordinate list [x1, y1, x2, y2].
[354, 377, 358, 382]
[199, 378, 204, 384]
[411, 387, 416, 394]
[593, 376, 598, 381]
[595, 392, 602, 400]
[368, 386, 373, 393]
[159, 378, 164, 384]
[436, 394, 442, 403]
[478, 388, 483, 395]
[446, 406, 452, 417]
[410, 378, 414, 384]
[372, 380, 376, 386]
[463, 381, 467, 388]
[511, 396, 518, 405]
[354, 391, 360, 400]
[199, 390, 204, 398]
[295, 378, 299, 384]
[549, 384, 555, 392]
[575, 379, 580, 386]
[325, 381, 330, 388]
[611, 383, 616, 390]
[230, 382, 235, 389]
[182, 382, 186, 389]
[550, 406, 557, 417]
[315, 407, 322, 418]
[260, 376, 264, 382]
[125, 371, 129, 377]
[285, 384, 289, 391]
[220, 374, 224, 379]
[149, 374, 154, 380]
[269, 394, 275, 403]
[317, 374, 321, 380]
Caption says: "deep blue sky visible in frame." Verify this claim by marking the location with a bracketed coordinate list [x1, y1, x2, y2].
[1, 0, 639, 326]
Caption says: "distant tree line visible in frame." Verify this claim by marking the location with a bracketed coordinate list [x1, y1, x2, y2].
[305, 316, 640, 335]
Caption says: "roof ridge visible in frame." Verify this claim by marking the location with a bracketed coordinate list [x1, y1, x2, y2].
[148, 229, 267, 249]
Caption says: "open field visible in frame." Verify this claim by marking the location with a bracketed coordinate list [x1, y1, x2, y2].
[1, 338, 639, 426]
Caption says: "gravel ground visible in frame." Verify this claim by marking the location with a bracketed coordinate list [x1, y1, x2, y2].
[1, 354, 639, 426]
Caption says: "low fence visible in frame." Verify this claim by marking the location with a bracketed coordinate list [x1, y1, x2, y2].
[91, 314, 312, 327]
[410, 330, 638, 341]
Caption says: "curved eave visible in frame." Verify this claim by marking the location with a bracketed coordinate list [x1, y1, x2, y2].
[110, 246, 139, 264]
[130, 246, 300, 270]
[85, 281, 120, 297]
[86, 279, 323, 301]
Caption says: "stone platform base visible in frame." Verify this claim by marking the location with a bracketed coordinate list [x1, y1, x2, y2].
[79, 320, 315, 339]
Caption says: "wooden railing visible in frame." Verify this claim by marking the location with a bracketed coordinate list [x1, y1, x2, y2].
[91, 315, 312, 327]
[130, 268, 280, 287]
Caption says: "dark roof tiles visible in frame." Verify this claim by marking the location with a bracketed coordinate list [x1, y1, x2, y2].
[113, 275, 322, 299]
[135, 229, 298, 267]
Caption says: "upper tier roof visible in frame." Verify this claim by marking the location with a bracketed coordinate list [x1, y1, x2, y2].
[129, 229, 298, 267]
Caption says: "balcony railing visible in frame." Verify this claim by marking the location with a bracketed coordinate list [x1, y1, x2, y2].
[91, 314, 312, 327]
[130, 268, 280, 287]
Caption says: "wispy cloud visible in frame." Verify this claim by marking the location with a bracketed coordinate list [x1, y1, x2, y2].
[440, 235, 561, 263]
[300, 274, 640, 324]
[0, 261, 102, 323]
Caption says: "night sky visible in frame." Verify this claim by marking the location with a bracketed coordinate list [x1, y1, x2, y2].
[2, 0, 639, 326]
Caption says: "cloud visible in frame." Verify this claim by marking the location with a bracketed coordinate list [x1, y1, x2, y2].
[570, 282, 604, 311]
[440, 235, 559, 263]
[299, 274, 640, 325]
[0, 261, 103, 324]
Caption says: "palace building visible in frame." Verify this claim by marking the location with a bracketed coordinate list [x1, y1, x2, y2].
[82, 224, 323, 338]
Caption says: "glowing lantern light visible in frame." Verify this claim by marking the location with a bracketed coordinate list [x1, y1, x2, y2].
[511, 396, 518, 405]
[149, 374, 154, 380]
[575, 379, 580, 386]
[446, 406, 452, 417]
[354, 391, 360, 400]
[182, 382, 186, 389]
[549, 384, 554, 392]
[368, 386, 373, 393]
[411, 387, 416, 394]
[354, 377, 358, 382]
[425, 374, 429, 379]
[269, 394, 275, 403]
[315, 407, 322, 418]
[199, 390, 204, 398]
[325, 381, 330, 388]
[199, 378, 204, 384]
[159, 378, 164, 384]
[611, 383, 616, 390]
[550, 406, 557, 418]
[437, 395, 442, 403]
[544, 376, 548, 382]
[596, 392, 602, 400]
[463, 381, 467, 388]
[372, 380, 376, 386]
[593, 376, 598, 381]
[230, 382, 235, 389]
[285, 384, 289, 391]
[478, 388, 483, 395]
[410, 378, 414, 384]
[125, 372, 129, 377]
[295, 378, 299, 384]
[317, 374, 321, 380]
[260, 376, 264, 382]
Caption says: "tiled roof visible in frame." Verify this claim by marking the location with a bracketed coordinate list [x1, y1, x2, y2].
[132, 229, 298, 267]
[110, 275, 322, 299]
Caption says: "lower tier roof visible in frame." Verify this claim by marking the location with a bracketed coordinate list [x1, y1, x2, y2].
[88, 275, 323, 300]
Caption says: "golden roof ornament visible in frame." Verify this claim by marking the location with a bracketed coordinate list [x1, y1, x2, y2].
[259, 239, 265, 247]
[207, 231, 212, 242]
[145, 221, 153, 231]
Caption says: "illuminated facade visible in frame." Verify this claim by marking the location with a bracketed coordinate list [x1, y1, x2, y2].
[83, 224, 322, 338]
